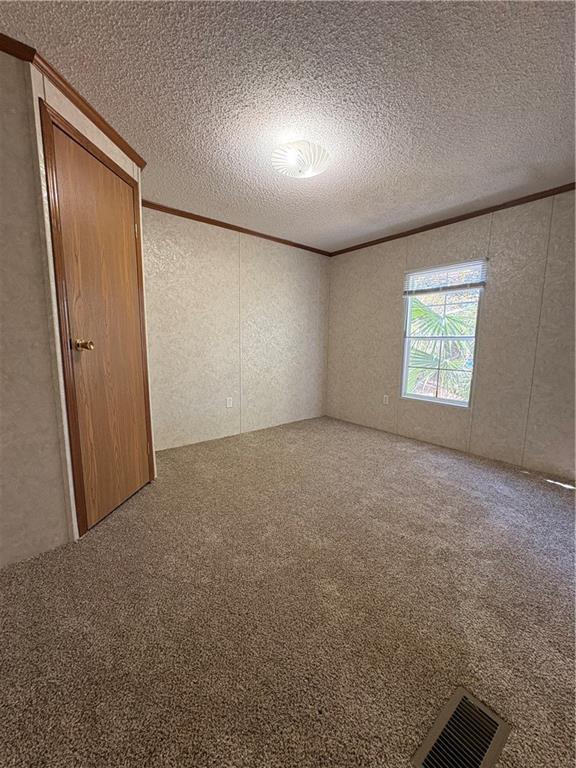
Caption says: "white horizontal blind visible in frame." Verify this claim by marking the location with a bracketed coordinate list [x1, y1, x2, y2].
[404, 260, 487, 296]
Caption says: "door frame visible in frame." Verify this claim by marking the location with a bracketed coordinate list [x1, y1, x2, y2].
[39, 99, 154, 536]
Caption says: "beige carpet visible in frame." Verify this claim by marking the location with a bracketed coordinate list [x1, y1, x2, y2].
[0, 417, 573, 767]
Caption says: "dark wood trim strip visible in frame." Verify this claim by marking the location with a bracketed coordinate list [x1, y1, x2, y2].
[142, 200, 332, 256]
[0, 31, 35, 60]
[39, 99, 155, 535]
[144, 184, 575, 257]
[330, 183, 576, 256]
[42, 101, 138, 187]
[40, 99, 89, 536]
[33, 53, 146, 169]
[131, 185, 157, 483]
[0, 32, 146, 169]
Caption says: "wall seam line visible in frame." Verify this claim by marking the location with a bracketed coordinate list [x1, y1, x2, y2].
[324, 255, 331, 417]
[238, 232, 243, 434]
[394, 248, 408, 435]
[519, 195, 555, 467]
[466, 212, 494, 454]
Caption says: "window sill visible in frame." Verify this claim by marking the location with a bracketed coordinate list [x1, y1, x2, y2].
[401, 394, 470, 409]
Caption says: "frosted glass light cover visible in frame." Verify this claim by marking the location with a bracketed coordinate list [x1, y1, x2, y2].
[271, 140, 330, 178]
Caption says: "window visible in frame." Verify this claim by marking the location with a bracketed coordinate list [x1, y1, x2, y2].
[401, 261, 486, 406]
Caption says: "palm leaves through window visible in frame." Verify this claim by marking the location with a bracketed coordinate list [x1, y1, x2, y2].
[403, 290, 480, 404]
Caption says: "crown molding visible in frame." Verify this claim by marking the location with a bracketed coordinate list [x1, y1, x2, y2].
[142, 200, 332, 256]
[0, 31, 35, 61]
[0, 32, 146, 169]
[145, 184, 574, 257]
[330, 183, 576, 256]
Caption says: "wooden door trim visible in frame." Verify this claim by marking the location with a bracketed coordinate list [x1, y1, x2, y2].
[40, 99, 154, 535]
[0, 32, 146, 169]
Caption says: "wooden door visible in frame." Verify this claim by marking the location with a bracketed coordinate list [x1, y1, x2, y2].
[41, 101, 153, 535]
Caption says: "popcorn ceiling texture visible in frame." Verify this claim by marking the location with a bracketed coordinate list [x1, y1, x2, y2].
[0, 1, 574, 250]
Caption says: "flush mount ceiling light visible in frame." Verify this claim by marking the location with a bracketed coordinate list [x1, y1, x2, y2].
[271, 140, 330, 179]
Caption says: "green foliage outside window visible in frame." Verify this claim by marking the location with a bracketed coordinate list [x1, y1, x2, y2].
[403, 289, 480, 404]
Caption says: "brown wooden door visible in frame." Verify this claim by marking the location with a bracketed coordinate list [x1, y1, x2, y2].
[41, 102, 153, 534]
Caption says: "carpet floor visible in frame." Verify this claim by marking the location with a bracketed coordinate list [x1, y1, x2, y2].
[0, 417, 573, 767]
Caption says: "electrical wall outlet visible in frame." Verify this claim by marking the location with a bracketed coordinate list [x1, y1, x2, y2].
[383, 395, 389, 405]
[226, 397, 233, 408]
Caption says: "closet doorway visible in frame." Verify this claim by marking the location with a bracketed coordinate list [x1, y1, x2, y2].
[40, 101, 154, 535]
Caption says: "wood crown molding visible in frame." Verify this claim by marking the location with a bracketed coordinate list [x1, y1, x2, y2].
[142, 200, 332, 256]
[144, 183, 575, 257]
[0, 32, 145, 169]
[331, 183, 576, 256]
[0, 31, 35, 61]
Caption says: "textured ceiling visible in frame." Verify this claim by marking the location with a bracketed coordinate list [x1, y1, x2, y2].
[1, 1, 574, 251]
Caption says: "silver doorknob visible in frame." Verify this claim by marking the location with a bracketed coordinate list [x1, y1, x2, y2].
[74, 339, 95, 351]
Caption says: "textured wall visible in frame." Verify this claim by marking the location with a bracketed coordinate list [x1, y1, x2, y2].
[143, 210, 240, 450]
[327, 191, 575, 480]
[240, 235, 328, 433]
[523, 193, 575, 478]
[142, 209, 329, 450]
[0, 53, 71, 566]
[468, 200, 552, 464]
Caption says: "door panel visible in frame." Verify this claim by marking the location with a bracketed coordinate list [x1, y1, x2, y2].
[42, 102, 152, 532]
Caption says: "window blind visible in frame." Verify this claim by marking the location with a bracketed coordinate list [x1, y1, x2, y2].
[403, 260, 487, 296]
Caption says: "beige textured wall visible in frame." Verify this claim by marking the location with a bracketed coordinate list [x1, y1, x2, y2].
[327, 191, 575, 480]
[240, 235, 328, 433]
[143, 210, 241, 450]
[142, 208, 329, 450]
[0, 53, 72, 566]
[523, 193, 575, 478]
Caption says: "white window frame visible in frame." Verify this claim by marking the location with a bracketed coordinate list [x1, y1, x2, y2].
[401, 261, 486, 408]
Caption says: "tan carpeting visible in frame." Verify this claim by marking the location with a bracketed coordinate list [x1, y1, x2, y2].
[0, 417, 574, 767]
